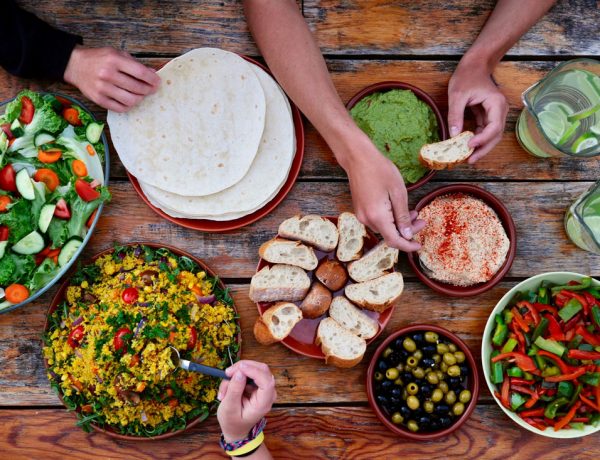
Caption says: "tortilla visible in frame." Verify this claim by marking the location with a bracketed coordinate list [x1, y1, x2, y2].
[139, 62, 296, 219]
[107, 48, 266, 196]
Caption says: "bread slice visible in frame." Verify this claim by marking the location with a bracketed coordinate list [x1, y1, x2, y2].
[259, 238, 318, 271]
[278, 215, 339, 252]
[316, 317, 366, 368]
[345, 272, 404, 313]
[254, 302, 303, 345]
[336, 212, 367, 262]
[329, 296, 379, 340]
[347, 241, 399, 282]
[419, 131, 474, 170]
[249, 264, 310, 303]
[315, 259, 348, 292]
[299, 282, 332, 319]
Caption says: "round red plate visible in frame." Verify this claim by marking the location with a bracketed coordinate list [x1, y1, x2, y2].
[256, 216, 397, 359]
[126, 56, 305, 232]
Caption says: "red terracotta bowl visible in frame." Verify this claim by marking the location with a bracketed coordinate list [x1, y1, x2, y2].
[43, 242, 241, 441]
[406, 184, 517, 297]
[366, 324, 480, 440]
[345, 81, 448, 191]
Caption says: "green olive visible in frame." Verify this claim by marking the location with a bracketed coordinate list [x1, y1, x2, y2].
[407, 420, 419, 432]
[443, 352, 457, 366]
[426, 372, 439, 385]
[407, 382, 419, 395]
[445, 390, 457, 405]
[374, 372, 384, 381]
[402, 388, 408, 400]
[412, 367, 425, 379]
[432, 354, 441, 364]
[391, 412, 404, 424]
[403, 337, 417, 352]
[447, 365, 461, 377]
[435, 370, 444, 380]
[438, 382, 449, 394]
[412, 350, 423, 361]
[425, 331, 439, 343]
[452, 402, 465, 416]
[406, 356, 418, 368]
[386, 367, 400, 380]
[394, 377, 403, 386]
[407, 395, 420, 410]
[440, 362, 448, 373]
[431, 389, 444, 402]
[454, 351, 466, 363]
[437, 343, 449, 354]
[396, 363, 405, 372]
[459, 389, 472, 404]
[424, 400, 434, 413]
[383, 347, 393, 358]
[448, 343, 457, 353]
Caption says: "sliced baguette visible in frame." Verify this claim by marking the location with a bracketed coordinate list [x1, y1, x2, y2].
[347, 241, 399, 282]
[329, 296, 379, 340]
[249, 264, 310, 303]
[278, 215, 339, 252]
[254, 302, 303, 345]
[419, 131, 474, 170]
[299, 282, 332, 319]
[316, 317, 366, 368]
[259, 238, 318, 270]
[336, 212, 367, 262]
[345, 272, 404, 313]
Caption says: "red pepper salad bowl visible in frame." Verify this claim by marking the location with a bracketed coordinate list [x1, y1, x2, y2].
[482, 272, 600, 438]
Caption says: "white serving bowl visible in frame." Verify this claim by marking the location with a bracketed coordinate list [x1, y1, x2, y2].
[482, 271, 600, 438]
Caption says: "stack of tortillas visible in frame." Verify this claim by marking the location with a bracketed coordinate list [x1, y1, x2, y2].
[107, 48, 296, 221]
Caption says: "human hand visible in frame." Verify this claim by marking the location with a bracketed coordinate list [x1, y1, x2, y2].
[217, 360, 276, 443]
[338, 132, 425, 252]
[447, 59, 509, 163]
[64, 45, 160, 113]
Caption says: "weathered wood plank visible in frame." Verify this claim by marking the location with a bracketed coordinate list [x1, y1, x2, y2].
[1, 405, 599, 459]
[2, 60, 598, 182]
[305, 0, 600, 56]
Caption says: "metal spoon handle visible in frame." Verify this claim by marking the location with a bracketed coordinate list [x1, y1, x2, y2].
[184, 360, 256, 387]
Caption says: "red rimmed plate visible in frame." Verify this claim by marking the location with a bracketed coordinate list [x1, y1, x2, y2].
[255, 216, 396, 359]
[126, 56, 304, 232]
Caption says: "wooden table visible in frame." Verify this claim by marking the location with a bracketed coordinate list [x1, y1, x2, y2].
[2, 1, 599, 458]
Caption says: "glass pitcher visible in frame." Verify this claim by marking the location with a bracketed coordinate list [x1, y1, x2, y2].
[516, 58, 600, 158]
[565, 180, 600, 255]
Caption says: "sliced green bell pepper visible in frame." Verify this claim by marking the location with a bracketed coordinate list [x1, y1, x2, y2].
[532, 317, 549, 342]
[558, 298, 583, 322]
[535, 336, 566, 357]
[544, 397, 569, 419]
[511, 392, 527, 411]
[506, 366, 524, 377]
[492, 314, 509, 346]
[557, 381, 574, 398]
[502, 337, 518, 354]
[490, 350, 504, 384]
[551, 277, 592, 295]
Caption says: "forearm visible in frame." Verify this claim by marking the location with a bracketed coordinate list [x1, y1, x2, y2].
[462, 0, 556, 72]
[243, 0, 364, 168]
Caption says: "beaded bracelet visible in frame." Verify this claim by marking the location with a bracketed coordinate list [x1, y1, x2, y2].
[220, 417, 267, 455]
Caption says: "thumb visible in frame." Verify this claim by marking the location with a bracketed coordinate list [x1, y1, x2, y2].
[447, 91, 467, 137]
[220, 371, 246, 412]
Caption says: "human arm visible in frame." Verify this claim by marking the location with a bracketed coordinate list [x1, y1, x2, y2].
[217, 361, 276, 459]
[243, 0, 423, 250]
[449, 0, 557, 161]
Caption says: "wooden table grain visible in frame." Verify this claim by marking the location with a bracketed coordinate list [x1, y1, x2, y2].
[1, 1, 599, 458]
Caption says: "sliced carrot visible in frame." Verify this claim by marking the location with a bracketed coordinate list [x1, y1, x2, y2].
[166, 388, 174, 397]
[38, 148, 62, 163]
[8, 138, 16, 147]
[169, 331, 177, 343]
[33, 168, 60, 191]
[62, 107, 81, 126]
[168, 398, 179, 408]
[72, 159, 88, 177]
[5, 284, 29, 303]
[191, 285, 202, 296]
[81, 404, 93, 414]
[86, 144, 96, 156]
[86, 209, 98, 228]
[0, 195, 11, 212]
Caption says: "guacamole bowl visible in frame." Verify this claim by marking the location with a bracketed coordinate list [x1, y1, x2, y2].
[346, 82, 448, 191]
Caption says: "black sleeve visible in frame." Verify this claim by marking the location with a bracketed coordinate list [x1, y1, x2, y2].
[0, 1, 83, 80]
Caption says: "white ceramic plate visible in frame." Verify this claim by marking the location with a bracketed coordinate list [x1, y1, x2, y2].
[482, 271, 600, 438]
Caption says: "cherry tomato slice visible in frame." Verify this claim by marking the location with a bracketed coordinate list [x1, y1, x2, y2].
[54, 198, 71, 219]
[0, 225, 9, 241]
[75, 179, 100, 202]
[1, 123, 13, 139]
[19, 96, 35, 124]
[121, 287, 139, 304]
[113, 327, 133, 352]
[67, 325, 85, 348]
[0, 164, 17, 192]
[187, 326, 198, 351]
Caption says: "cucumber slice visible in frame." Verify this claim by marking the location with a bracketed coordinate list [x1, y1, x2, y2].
[15, 168, 35, 200]
[10, 118, 22, 131]
[9, 119, 24, 138]
[34, 132, 56, 147]
[85, 122, 104, 144]
[58, 237, 83, 267]
[38, 204, 56, 233]
[0, 241, 7, 259]
[0, 132, 7, 154]
[12, 231, 44, 255]
[567, 103, 600, 123]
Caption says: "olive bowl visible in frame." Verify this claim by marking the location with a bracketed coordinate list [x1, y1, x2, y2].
[366, 324, 480, 440]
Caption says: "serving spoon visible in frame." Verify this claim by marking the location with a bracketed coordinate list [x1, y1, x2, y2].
[168, 347, 256, 387]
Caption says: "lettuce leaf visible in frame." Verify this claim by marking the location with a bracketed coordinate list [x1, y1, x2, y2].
[0, 199, 34, 243]
[29, 258, 61, 291]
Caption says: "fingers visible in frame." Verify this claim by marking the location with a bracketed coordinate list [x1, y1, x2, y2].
[95, 95, 129, 113]
[117, 52, 161, 88]
[219, 371, 247, 415]
[468, 94, 508, 163]
[226, 361, 275, 391]
[373, 214, 421, 252]
[109, 71, 157, 96]
[217, 379, 230, 401]
[447, 90, 468, 137]
[411, 218, 427, 235]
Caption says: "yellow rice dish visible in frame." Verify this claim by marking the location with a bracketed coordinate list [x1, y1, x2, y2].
[43, 244, 239, 437]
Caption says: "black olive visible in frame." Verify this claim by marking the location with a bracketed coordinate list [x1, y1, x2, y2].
[377, 360, 389, 372]
[390, 397, 402, 409]
[459, 365, 469, 376]
[429, 420, 440, 431]
[418, 415, 431, 426]
[447, 377, 461, 388]
[391, 387, 402, 398]
[389, 351, 403, 364]
[377, 395, 390, 411]
[435, 404, 450, 415]
[412, 333, 425, 345]
[401, 372, 414, 383]
[422, 344, 437, 356]
[399, 405, 411, 418]
[420, 383, 433, 398]
[439, 416, 453, 428]
[380, 380, 393, 394]
[421, 358, 435, 368]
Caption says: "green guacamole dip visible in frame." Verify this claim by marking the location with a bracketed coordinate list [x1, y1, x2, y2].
[350, 89, 439, 184]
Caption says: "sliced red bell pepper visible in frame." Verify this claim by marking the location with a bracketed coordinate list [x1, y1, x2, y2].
[583, 291, 598, 308]
[596, 366, 600, 411]
[554, 401, 582, 431]
[512, 385, 538, 397]
[510, 378, 535, 386]
[512, 307, 531, 332]
[545, 367, 587, 382]
[524, 392, 540, 409]
[537, 350, 574, 374]
[579, 394, 600, 412]
[564, 313, 582, 332]
[492, 352, 537, 372]
[518, 301, 541, 326]
[535, 303, 558, 316]
[501, 377, 510, 409]
[565, 328, 576, 342]
[576, 325, 600, 347]
[543, 314, 566, 341]
[555, 291, 570, 307]
[572, 417, 590, 423]
[564, 291, 589, 315]
[523, 417, 547, 431]
[520, 408, 546, 418]
[567, 349, 600, 361]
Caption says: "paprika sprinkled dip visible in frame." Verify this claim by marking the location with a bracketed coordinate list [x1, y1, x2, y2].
[414, 192, 510, 287]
